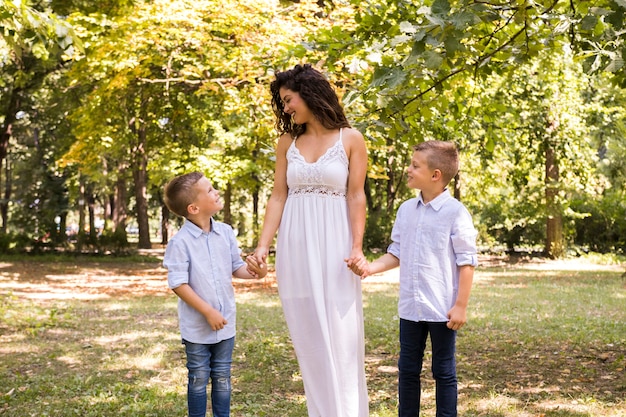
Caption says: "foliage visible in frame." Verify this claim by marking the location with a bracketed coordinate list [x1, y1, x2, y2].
[2, 0, 626, 254]
[313, 0, 626, 127]
[305, 0, 626, 251]
[0, 0, 81, 235]
[458, 49, 596, 254]
[571, 190, 626, 253]
[0, 0, 79, 65]
[58, 0, 319, 247]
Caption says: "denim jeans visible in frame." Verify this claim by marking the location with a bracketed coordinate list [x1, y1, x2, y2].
[398, 319, 457, 417]
[183, 337, 234, 417]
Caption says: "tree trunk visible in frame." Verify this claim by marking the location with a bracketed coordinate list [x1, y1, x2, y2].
[251, 177, 259, 245]
[132, 124, 151, 249]
[161, 196, 169, 245]
[77, 179, 86, 251]
[87, 188, 96, 242]
[545, 143, 563, 258]
[453, 172, 461, 200]
[1, 152, 10, 234]
[58, 213, 67, 244]
[113, 167, 128, 234]
[250, 145, 260, 245]
[385, 136, 396, 212]
[0, 90, 19, 233]
[223, 182, 232, 225]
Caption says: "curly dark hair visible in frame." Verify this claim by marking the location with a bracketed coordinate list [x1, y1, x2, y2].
[270, 64, 350, 138]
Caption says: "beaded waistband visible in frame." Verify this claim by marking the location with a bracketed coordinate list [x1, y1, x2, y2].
[288, 186, 346, 198]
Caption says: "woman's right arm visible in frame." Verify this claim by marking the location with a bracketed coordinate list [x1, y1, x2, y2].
[253, 134, 291, 267]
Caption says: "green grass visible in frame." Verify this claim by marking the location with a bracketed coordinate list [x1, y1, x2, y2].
[0, 251, 162, 264]
[0, 259, 624, 416]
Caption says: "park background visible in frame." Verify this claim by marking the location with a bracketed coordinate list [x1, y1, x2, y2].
[1, 0, 625, 257]
[1, 0, 625, 416]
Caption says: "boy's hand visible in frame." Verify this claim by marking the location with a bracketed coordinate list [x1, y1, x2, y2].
[205, 309, 228, 331]
[446, 305, 467, 331]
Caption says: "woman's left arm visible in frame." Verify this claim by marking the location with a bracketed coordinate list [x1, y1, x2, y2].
[344, 128, 368, 259]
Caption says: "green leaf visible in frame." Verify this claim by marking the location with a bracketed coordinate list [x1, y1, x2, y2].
[605, 55, 624, 72]
[580, 15, 597, 31]
[553, 18, 572, 35]
[451, 11, 480, 29]
[593, 18, 606, 36]
[485, 133, 495, 153]
[444, 32, 464, 56]
[431, 0, 450, 16]
[423, 50, 443, 69]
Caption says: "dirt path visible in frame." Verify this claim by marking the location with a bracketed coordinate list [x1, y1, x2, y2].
[0, 254, 622, 301]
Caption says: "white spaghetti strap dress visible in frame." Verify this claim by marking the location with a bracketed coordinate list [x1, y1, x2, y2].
[275, 128, 369, 417]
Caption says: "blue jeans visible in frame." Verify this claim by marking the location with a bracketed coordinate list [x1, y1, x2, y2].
[398, 319, 457, 417]
[183, 337, 234, 417]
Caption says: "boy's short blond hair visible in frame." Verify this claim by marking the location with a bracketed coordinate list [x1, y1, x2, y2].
[413, 141, 459, 185]
[163, 172, 205, 217]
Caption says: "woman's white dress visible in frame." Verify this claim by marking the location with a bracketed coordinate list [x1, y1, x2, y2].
[275, 129, 369, 417]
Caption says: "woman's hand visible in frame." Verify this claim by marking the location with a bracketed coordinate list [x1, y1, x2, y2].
[345, 248, 369, 279]
[246, 246, 269, 278]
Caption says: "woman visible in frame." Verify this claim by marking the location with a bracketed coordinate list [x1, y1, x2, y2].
[248, 64, 369, 416]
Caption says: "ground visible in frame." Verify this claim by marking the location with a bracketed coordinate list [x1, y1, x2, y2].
[1, 252, 624, 417]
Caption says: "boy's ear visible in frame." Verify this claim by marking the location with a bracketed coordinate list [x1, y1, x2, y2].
[431, 169, 442, 181]
[187, 204, 199, 215]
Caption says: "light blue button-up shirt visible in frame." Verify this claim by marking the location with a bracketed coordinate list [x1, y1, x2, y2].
[387, 190, 478, 323]
[163, 218, 245, 344]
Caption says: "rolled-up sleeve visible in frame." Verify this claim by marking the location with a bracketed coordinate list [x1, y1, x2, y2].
[227, 228, 245, 273]
[387, 204, 405, 259]
[452, 206, 478, 267]
[163, 240, 190, 289]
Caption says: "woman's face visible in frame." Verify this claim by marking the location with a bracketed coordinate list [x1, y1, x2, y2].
[279, 87, 311, 125]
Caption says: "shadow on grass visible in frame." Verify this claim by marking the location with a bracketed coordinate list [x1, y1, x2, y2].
[1, 260, 625, 416]
[1, 295, 186, 416]
[360, 269, 626, 417]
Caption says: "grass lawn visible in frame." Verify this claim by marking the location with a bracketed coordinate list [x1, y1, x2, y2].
[0, 254, 624, 416]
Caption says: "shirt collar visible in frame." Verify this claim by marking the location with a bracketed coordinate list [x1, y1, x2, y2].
[416, 189, 452, 211]
[183, 217, 220, 237]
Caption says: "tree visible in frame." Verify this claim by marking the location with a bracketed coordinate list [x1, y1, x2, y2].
[301, 0, 625, 252]
[0, 0, 79, 233]
[62, 0, 317, 249]
[464, 50, 594, 256]
[571, 74, 626, 252]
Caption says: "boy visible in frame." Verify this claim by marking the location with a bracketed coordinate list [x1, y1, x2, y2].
[162, 172, 267, 417]
[348, 141, 478, 417]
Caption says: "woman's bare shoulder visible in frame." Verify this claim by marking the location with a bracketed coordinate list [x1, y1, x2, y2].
[276, 133, 293, 151]
[343, 127, 365, 142]
[343, 127, 366, 152]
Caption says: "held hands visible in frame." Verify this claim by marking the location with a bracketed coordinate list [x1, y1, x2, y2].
[245, 246, 269, 278]
[245, 254, 268, 278]
[344, 250, 371, 280]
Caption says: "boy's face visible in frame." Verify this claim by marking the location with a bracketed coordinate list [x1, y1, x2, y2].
[189, 176, 223, 217]
[406, 150, 434, 190]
